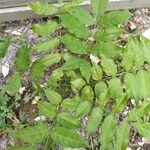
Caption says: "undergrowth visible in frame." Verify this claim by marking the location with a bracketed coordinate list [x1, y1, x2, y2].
[0, 0, 150, 150]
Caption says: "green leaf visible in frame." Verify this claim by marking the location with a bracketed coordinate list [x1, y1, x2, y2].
[100, 114, 116, 150]
[61, 34, 88, 54]
[30, 53, 61, 79]
[94, 27, 124, 42]
[95, 82, 107, 98]
[29, 2, 58, 16]
[51, 127, 88, 148]
[141, 38, 150, 63]
[91, 0, 109, 20]
[82, 86, 94, 101]
[57, 112, 80, 129]
[92, 41, 122, 58]
[40, 53, 61, 67]
[124, 73, 140, 99]
[65, 70, 77, 80]
[0, 38, 10, 58]
[101, 56, 117, 76]
[15, 45, 30, 71]
[114, 121, 130, 150]
[5, 73, 21, 96]
[134, 122, 150, 139]
[128, 101, 150, 121]
[122, 38, 144, 71]
[44, 89, 62, 105]
[109, 77, 122, 99]
[61, 97, 80, 111]
[32, 38, 59, 52]
[99, 10, 132, 28]
[60, 14, 91, 39]
[137, 70, 150, 99]
[80, 60, 92, 82]
[60, 0, 84, 12]
[112, 93, 128, 113]
[75, 101, 91, 118]
[37, 101, 57, 119]
[32, 21, 58, 36]
[30, 59, 45, 79]
[71, 78, 86, 92]
[62, 55, 81, 70]
[47, 68, 63, 88]
[91, 63, 103, 81]
[12, 123, 49, 144]
[67, 6, 95, 25]
[86, 107, 103, 135]
[98, 90, 109, 107]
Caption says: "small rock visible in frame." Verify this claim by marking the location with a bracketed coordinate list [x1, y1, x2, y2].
[138, 141, 144, 146]
[1, 62, 9, 78]
[131, 99, 136, 106]
[142, 29, 150, 40]
[129, 21, 137, 30]
[32, 96, 40, 104]
[90, 54, 100, 64]
[34, 116, 46, 122]
[19, 87, 26, 94]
